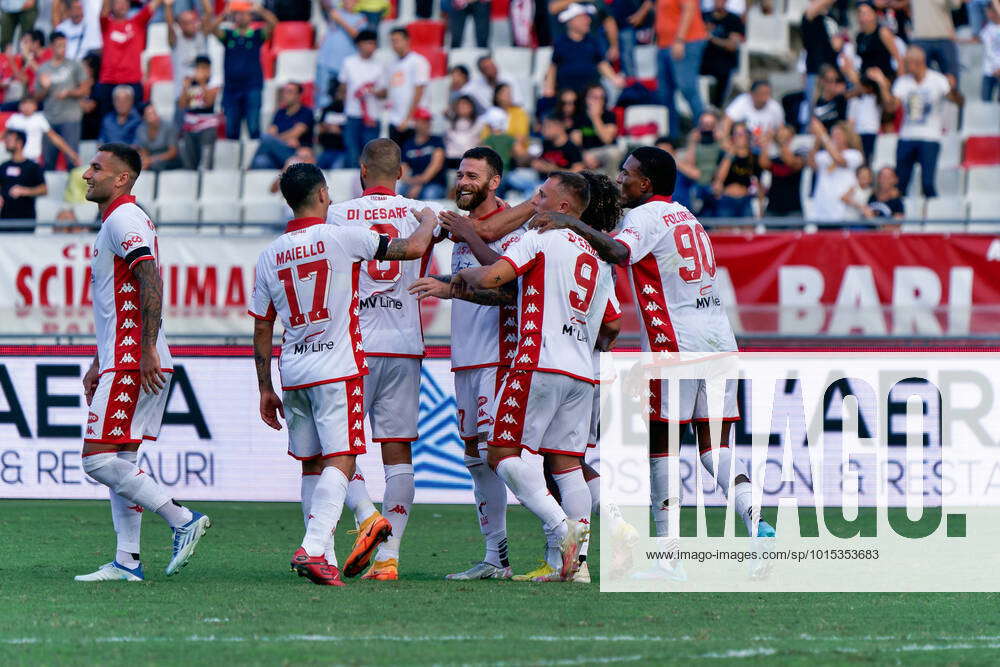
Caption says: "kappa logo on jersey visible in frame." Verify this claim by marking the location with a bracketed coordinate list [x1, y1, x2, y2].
[525, 303, 539, 313]
[120, 233, 145, 252]
[121, 336, 136, 346]
[387, 504, 409, 516]
[121, 300, 137, 311]
[87, 411, 99, 423]
[505, 349, 516, 359]
[122, 318, 137, 328]
[509, 379, 522, 391]
[642, 284, 659, 295]
[352, 386, 362, 396]
[645, 302, 661, 312]
[523, 321, 537, 331]
[355, 341, 364, 351]
[118, 283, 136, 294]
[109, 426, 125, 436]
[650, 317, 665, 327]
[654, 333, 672, 344]
[517, 353, 532, 364]
[504, 333, 518, 342]
[525, 286, 539, 296]
[504, 396, 520, 408]
[115, 392, 133, 403]
[352, 403, 362, 413]
[111, 409, 129, 419]
[521, 338, 536, 347]
[352, 473, 364, 481]
[352, 420, 363, 430]
[119, 376, 135, 385]
[353, 437, 364, 448]
[504, 317, 516, 326]
[500, 413, 517, 424]
[119, 352, 137, 364]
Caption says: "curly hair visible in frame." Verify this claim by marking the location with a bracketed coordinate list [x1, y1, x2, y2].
[579, 171, 622, 233]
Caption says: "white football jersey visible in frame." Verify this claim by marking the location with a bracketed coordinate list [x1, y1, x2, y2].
[327, 187, 441, 358]
[249, 217, 384, 390]
[613, 196, 737, 354]
[592, 289, 621, 381]
[91, 195, 172, 374]
[500, 228, 614, 383]
[449, 203, 524, 371]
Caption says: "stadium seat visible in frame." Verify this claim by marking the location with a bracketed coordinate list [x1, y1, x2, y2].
[963, 136, 1000, 167]
[79, 140, 98, 161]
[490, 0, 509, 18]
[146, 22, 170, 54]
[407, 19, 447, 48]
[200, 170, 242, 201]
[634, 45, 658, 80]
[243, 170, 280, 199]
[746, 7, 790, 59]
[415, 47, 448, 78]
[872, 134, 898, 169]
[967, 166, 1000, 194]
[532, 47, 552, 88]
[132, 171, 156, 205]
[36, 197, 62, 222]
[150, 81, 176, 120]
[44, 171, 68, 199]
[961, 102, 1000, 137]
[243, 199, 285, 224]
[935, 168, 963, 197]
[271, 22, 314, 52]
[157, 201, 197, 224]
[327, 169, 360, 200]
[0, 111, 13, 133]
[241, 139, 260, 169]
[157, 170, 200, 202]
[146, 54, 173, 84]
[212, 139, 242, 170]
[903, 196, 926, 219]
[493, 46, 532, 82]
[925, 196, 966, 220]
[968, 196, 1000, 221]
[275, 50, 318, 84]
[939, 135, 961, 168]
[200, 201, 240, 223]
[624, 105, 669, 139]
[448, 47, 488, 73]
[73, 201, 99, 223]
[424, 77, 450, 115]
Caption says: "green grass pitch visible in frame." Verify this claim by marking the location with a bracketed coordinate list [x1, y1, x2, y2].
[2, 500, 999, 665]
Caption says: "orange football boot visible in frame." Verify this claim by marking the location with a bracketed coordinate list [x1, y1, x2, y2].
[361, 558, 398, 581]
[343, 512, 392, 578]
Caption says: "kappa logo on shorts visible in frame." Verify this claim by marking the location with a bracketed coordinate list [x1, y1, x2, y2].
[525, 286, 539, 296]
[121, 336, 137, 346]
[121, 300, 137, 311]
[504, 317, 516, 326]
[115, 392, 133, 403]
[86, 426, 96, 436]
[87, 412, 99, 423]
[523, 321, 537, 331]
[352, 473, 365, 481]
[111, 409, 129, 419]
[496, 431, 515, 441]
[118, 283, 136, 294]
[517, 354, 532, 364]
[122, 318, 137, 328]
[352, 420, 363, 429]
[119, 353, 137, 364]
[353, 437, 364, 448]
[504, 333, 518, 342]
[521, 338, 536, 347]
[109, 426, 125, 436]
[654, 333, 671, 344]
[525, 303, 539, 313]
[352, 403, 362, 413]
[387, 504, 408, 516]
[500, 413, 517, 424]
[650, 317, 666, 327]
[509, 380, 522, 391]
[119, 376, 135, 385]
[504, 397, 520, 408]
[352, 386, 362, 396]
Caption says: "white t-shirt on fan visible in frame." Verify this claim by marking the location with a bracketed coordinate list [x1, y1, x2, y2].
[892, 70, 951, 142]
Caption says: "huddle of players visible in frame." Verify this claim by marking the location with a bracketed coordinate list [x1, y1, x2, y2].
[75, 137, 771, 585]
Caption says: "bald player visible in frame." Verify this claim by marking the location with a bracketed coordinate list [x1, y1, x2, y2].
[76, 143, 210, 582]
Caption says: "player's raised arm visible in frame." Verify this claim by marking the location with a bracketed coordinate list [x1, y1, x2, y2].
[376, 206, 438, 260]
[440, 211, 502, 266]
[438, 200, 533, 244]
[409, 273, 516, 306]
[456, 257, 518, 292]
[529, 211, 629, 266]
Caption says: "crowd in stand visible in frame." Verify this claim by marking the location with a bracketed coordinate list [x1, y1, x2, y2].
[0, 0, 998, 228]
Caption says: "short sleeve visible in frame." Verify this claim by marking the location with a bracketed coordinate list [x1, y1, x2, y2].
[603, 290, 622, 323]
[614, 207, 666, 265]
[248, 253, 276, 321]
[499, 229, 541, 276]
[414, 55, 430, 86]
[724, 95, 745, 121]
[890, 78, 905, 100]
[845, 149, 863, 170]
[105, 209, 155, 269]
[26, 162, 44, 187]
[342, 226, 383, 261]
[815, 151, 832, 169]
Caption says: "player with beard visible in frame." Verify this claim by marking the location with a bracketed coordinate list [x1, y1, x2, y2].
[409, 147, 525, 580]
[531, 147, 775, 580]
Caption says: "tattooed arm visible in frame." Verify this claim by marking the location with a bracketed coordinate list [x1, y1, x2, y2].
[409, 274, 516, 306]
[253, 317, 284, 431]
[456, 259, 518, 293]
[529, 211, 630, 266]
[376, 206, 438, 260]
[133, 259, 167, 394]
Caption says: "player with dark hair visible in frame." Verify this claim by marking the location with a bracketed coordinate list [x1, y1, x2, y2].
[76, 142, 210, 582]
[251, 162, 439, 585]
[323, 139, 444, 581]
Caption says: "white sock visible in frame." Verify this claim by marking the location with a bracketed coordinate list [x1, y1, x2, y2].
[495, 455, 567, 537]
[699, 446, 735, 497]
[465, 453, 509, 568]
[375, 463, 414, 561]
[301, 467, 349, 557]
[650, 455, 681, 538]
[700, 448, 758, 533]
[587, 475, 600, 515]
[83, 452, 192, 528]
[345, 471, 377, 525]
[545, 527, 562, 570]
[733, 481, 758, 535]
[110, 450, 142, 566]
[301, 472, 336, 562]
[553, 466, 591, 559]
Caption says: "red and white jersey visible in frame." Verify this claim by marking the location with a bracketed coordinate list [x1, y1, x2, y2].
[449, 202, 524, 372]
[500, 228, 614, 384]
[249, 217, 384, 391]
[327, 187, 441, 358]
[91, 195, 172, 374]
[592, 289, 622, 381]
[613, 196, 737, 354]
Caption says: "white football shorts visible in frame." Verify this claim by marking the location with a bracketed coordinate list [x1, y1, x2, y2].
[84, 370, 173, 445]
[489, 369, 593, 456]
[284, 377, 367, 460]
[454, 365, 506, 440]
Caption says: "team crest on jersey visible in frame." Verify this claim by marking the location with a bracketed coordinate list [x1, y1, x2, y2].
[87, 411, 99, 423]
[118, 284, 136, 294]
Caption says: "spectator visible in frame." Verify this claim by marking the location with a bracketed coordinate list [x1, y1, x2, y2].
[0, 0, 38, 52]
[869, 47, 964, 200]
[549, 87, 579, 129]
[211, 1, 277, 140]
[166, 0, 212, 97]
[722, 80, 784, 138]
[548, 0, 620, 59]
[466, 54, 524, 112]
[982, 2, 1000, 101]
[96, 0, 163, 118]
[447, 65, 474, 107]
[545, 4, 624, 97]
[482, 106, 517, 171]
[680, 109, 723, 215]
[79, 51, 102, 140]
[316, 0, 366, 111]
[0, 130, 46, 231]
[271, 146, 317, 226]
[611, 0, 654, 79]
[386, 28, 430, 147]
[710, 122, 760, 218]
[99, 84, 141, 143]
[448, 0, 491, 48]
[855, 2, 899, 83]
[4, 30, 48, 109]
[263, 0, 310, 20]
[536, 112, 584, 173]
[355, 0, 390, 28]
[444, 94, 484, 168]
[865, 166, 905, 220]
[339, 29, 385, 167]
[571, 83, 620, 177]
[842, 61, 882, 162]
[841, 164, 874, 219]
[807, 118, 864, 222]
[493, 82, 529, 139]
[315, 95, 348, 169]
[700, 0, 744, 108]
[179, 55, 220, 169]
[0, 51, 17, 109]
[910, 0, 962, 86]
[656, 0, 708, 136]
[813, 65, 848, 129]
[250, 82, 314, 169]
[400, 108, 447, 200]
[759, 125, 807, 217]
[135, 104, 181, 170]
[801, 0, 840, 111]
[8, 96, 81, 166]
[37, 31, 88, 170]
[53, 0, 104, 60]
[657, 134, 697, 210]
